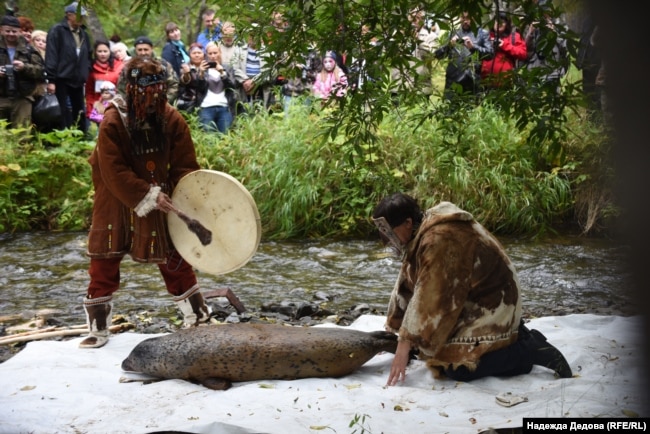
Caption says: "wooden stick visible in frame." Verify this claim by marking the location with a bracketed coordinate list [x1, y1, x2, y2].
[0, 323, 89, 342]
[203, 287, 247, 313]
[1, 326, 58, 339]
[0, 323, 134, 345]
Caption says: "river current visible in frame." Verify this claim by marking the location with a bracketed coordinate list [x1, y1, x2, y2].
[0, 231, 636, 328]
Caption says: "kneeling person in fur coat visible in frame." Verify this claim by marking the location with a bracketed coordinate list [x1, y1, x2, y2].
[372, 193, 572, 385]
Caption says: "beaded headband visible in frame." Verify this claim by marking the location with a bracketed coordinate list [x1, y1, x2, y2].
[129, 69, 164, 87]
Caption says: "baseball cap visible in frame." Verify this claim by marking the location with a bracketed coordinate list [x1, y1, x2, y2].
[65, 2, 88, 16]
[134, 36, 153, 47]
[1, 15, 20, 28]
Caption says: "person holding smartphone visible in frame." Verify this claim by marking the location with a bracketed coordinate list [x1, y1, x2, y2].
[176, 42, 209, 113]
[196, 41, 237, 133]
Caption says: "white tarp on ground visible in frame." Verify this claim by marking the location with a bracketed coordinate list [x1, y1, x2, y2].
[0, 314, 647, 434]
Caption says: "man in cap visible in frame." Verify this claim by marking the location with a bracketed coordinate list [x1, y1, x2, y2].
[79, 56, 212, 349]
[0, 14, 44, 129]
[44, 2, 91, 134]
[115, 35, 178, 102]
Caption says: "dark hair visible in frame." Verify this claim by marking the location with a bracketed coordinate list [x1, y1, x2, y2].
[372, 193, 423, 228]
[165, 22, 179, 39]
[93, 39, 116, 69]
[494, 11, 512, 34]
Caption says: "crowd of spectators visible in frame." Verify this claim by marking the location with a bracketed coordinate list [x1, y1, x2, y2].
[0, 2, 602, 137]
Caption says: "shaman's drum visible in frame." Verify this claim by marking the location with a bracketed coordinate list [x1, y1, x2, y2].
[168, 170, 261, 275]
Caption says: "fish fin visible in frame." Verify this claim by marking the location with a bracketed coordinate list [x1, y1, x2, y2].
[201, 377, 232, 390]
[368, 330, 397, 341]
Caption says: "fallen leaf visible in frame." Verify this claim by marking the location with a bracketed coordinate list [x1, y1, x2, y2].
[622, 409, 639, 417]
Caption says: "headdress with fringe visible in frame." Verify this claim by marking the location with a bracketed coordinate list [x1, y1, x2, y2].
[124, 57, 168, 154]
[125, 57, 168, 133]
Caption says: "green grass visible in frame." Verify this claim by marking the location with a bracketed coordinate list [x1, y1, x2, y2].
[0, 96, 613, 239]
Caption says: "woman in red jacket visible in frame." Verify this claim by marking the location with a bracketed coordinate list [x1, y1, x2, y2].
[481, 12, 527, 89]
[85, 39, 123, 120]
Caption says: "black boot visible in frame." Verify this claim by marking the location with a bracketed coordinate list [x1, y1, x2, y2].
[519, 322, 573, 378]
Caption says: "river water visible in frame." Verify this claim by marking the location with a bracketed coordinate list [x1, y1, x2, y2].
[0, 231, 637, 329]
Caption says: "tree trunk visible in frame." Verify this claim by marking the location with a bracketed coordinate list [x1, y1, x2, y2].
[85, 9, 107, 43]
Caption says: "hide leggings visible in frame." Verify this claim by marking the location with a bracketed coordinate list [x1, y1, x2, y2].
[86, 250, 197, 299]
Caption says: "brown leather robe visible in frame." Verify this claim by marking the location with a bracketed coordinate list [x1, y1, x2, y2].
[385, 202, 522, 374]
[86, 99, 200, 263]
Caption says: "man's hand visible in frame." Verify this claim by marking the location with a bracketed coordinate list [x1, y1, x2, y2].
[386, 339, 412, 386]
[156, 192, 174, 213]
[243, 78, 254, 93]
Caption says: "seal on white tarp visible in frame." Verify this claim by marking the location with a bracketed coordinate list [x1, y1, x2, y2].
[168, 170, 261, 274]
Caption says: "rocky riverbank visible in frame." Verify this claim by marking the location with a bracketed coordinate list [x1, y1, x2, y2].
[0, 294, 640, 364]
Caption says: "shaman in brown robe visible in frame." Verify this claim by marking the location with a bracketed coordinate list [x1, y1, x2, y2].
[86, 97, 200, 263]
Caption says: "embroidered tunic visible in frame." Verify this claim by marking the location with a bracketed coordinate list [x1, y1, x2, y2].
[86, 99, 200, 263]
[385, 202, 522, 373]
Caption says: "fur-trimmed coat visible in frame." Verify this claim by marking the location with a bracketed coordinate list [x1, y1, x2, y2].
[385, 202, 522, 375]
[86, 97, 200, 263]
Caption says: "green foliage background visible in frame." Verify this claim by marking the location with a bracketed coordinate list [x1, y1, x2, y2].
[1, 0, 617, 239]
[0, 98, 613, 239]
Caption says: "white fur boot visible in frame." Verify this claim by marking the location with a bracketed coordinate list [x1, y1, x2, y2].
[173, 285, 212, 327]
[79, 295, 113, 349]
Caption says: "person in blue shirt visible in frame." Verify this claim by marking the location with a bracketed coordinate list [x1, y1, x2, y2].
[196, 8, 221, 50]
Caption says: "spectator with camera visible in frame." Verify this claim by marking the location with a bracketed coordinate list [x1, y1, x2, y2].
[176, 42, 209, 114]
[480, 11, 527, 90]
[196, 41, 237, 133]
[521, 0, 568, 93]
[0, 14, 44, 129]
[434, 11, 493, 101]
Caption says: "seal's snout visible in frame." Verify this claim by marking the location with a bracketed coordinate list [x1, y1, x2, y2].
[121, 357, 135, 372]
